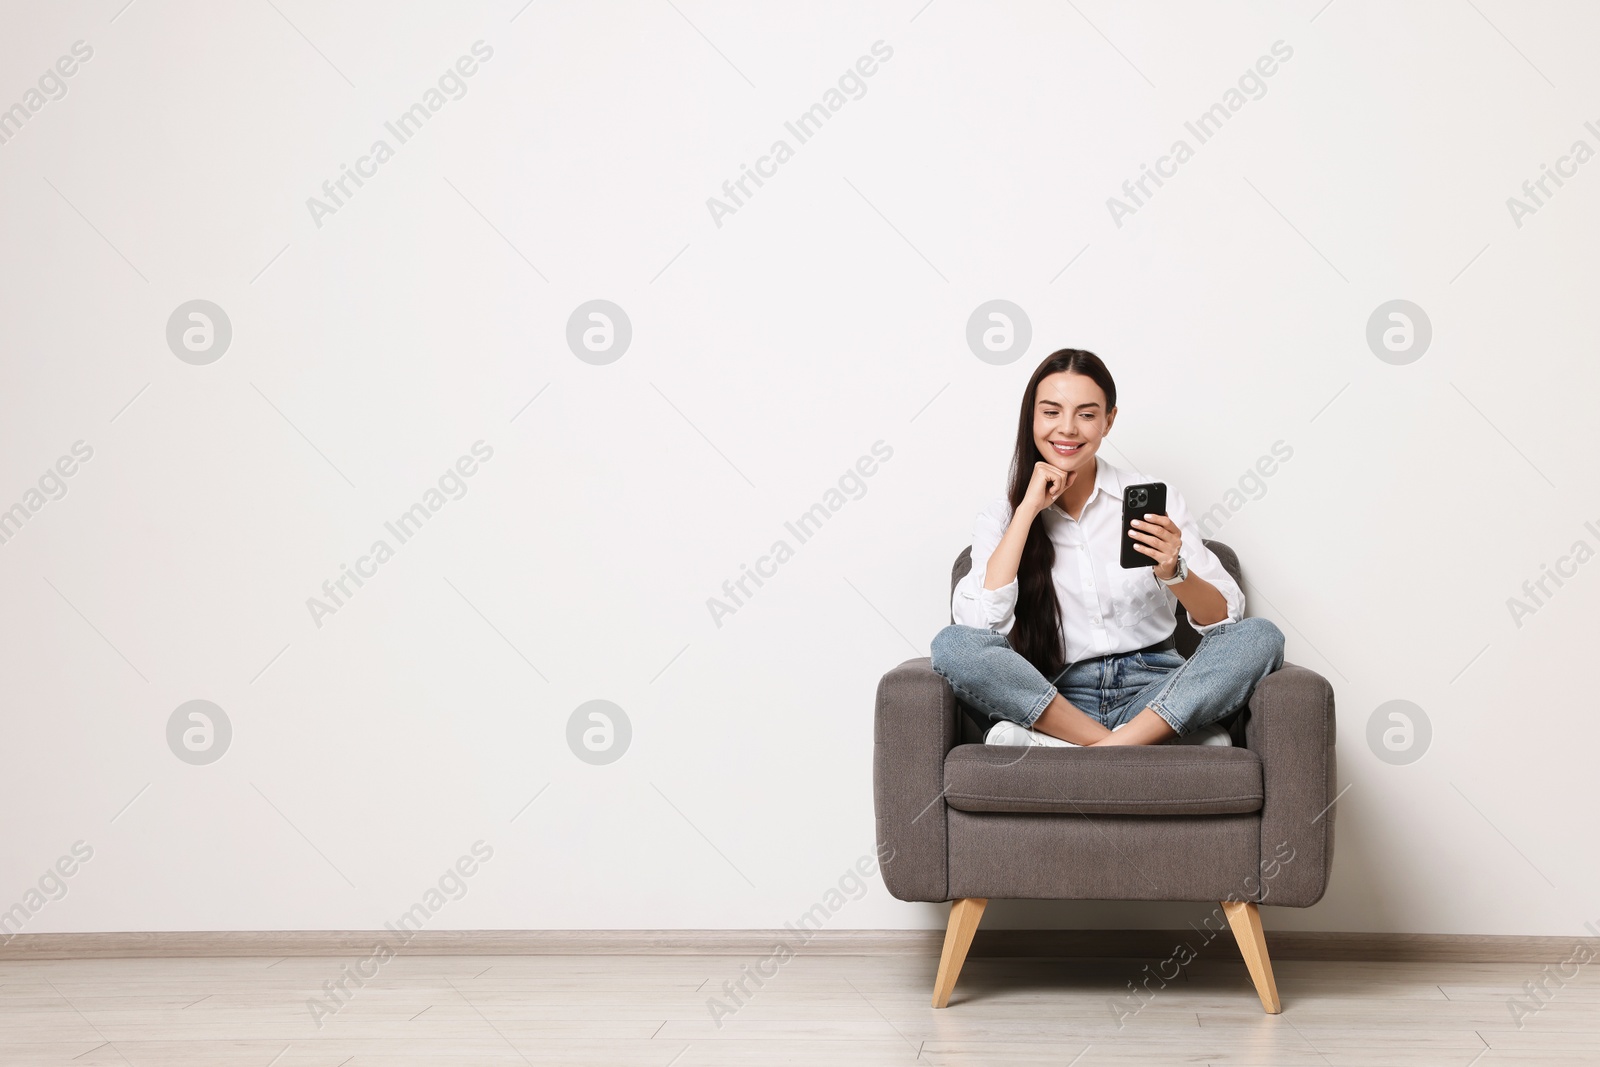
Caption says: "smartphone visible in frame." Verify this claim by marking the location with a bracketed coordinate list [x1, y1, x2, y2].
[1119, 482, 1168, 569]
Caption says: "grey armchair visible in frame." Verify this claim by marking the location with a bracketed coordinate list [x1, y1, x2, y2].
[873, 540, 1336, 1010]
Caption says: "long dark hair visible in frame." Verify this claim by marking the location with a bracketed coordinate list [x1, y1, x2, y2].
[1005, 349, 1118, 678]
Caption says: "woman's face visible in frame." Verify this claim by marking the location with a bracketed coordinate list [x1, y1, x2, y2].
[1032, 371, 1115, 485]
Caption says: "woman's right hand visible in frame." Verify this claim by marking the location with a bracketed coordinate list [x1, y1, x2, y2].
[982, 461, 1078, 592]
[1021, 460, 1075, 516]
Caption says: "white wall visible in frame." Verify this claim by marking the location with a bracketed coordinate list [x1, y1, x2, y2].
[2, 0, 1596, 939]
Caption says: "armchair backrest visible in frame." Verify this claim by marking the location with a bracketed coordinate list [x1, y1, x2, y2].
[949, 539, 1245, 661]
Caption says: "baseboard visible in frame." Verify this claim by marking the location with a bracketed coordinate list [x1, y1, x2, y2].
[1, 929, 1588, 963]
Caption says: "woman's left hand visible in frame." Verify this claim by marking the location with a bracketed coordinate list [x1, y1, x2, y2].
[1128, 513, 1182, 580]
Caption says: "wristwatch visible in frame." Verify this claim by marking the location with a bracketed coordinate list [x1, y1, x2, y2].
[1159, 555, 1189, 586]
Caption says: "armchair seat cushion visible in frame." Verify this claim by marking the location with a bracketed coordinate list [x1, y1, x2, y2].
[942, 744, 1265, 816]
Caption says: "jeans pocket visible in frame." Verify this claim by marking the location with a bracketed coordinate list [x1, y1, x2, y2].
[1136, 649, 1182, 672]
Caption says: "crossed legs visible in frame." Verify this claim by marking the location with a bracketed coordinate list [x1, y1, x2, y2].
[930, 619, 1285, 746]
[1032, 693, 1176, 746]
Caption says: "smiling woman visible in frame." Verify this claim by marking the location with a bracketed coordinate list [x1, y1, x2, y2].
[932, 348, 1282, 749]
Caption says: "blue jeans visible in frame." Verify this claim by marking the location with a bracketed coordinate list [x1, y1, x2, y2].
[929, 617, 1285, 737]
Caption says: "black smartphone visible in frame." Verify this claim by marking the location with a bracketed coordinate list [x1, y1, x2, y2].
[1119, 482, 1168, 569]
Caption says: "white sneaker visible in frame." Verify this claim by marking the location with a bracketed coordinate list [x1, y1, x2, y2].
[984, 721, 1080, 747]
[1168, 723, 1233, 747]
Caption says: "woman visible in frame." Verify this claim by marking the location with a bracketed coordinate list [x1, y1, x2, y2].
[930, 348, 1285, 747]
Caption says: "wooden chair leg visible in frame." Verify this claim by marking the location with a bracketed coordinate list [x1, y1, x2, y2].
[932, 897, 986, 1008]
[1221, 899, 1282, 1013]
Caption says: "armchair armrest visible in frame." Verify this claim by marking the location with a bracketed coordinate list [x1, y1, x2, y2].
[1245, 662, 1337, 908]
[873, 657, 961, 903]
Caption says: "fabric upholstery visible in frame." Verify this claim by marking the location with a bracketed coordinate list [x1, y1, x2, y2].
[1245, 662, 1338, 907]
[947, 810, 1261, 901]
[873, 658, 958, 903]
[943, 744, 1264, 815]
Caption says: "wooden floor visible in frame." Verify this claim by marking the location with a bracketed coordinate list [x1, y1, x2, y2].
[2, 951, 1598, 1065]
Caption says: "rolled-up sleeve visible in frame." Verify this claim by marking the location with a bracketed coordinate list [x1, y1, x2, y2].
[1167, 485, 1245, 634]
[951, 499, 1019, 634]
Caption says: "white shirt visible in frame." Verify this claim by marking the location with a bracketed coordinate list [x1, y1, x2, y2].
[952, 453, 1245, 664]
